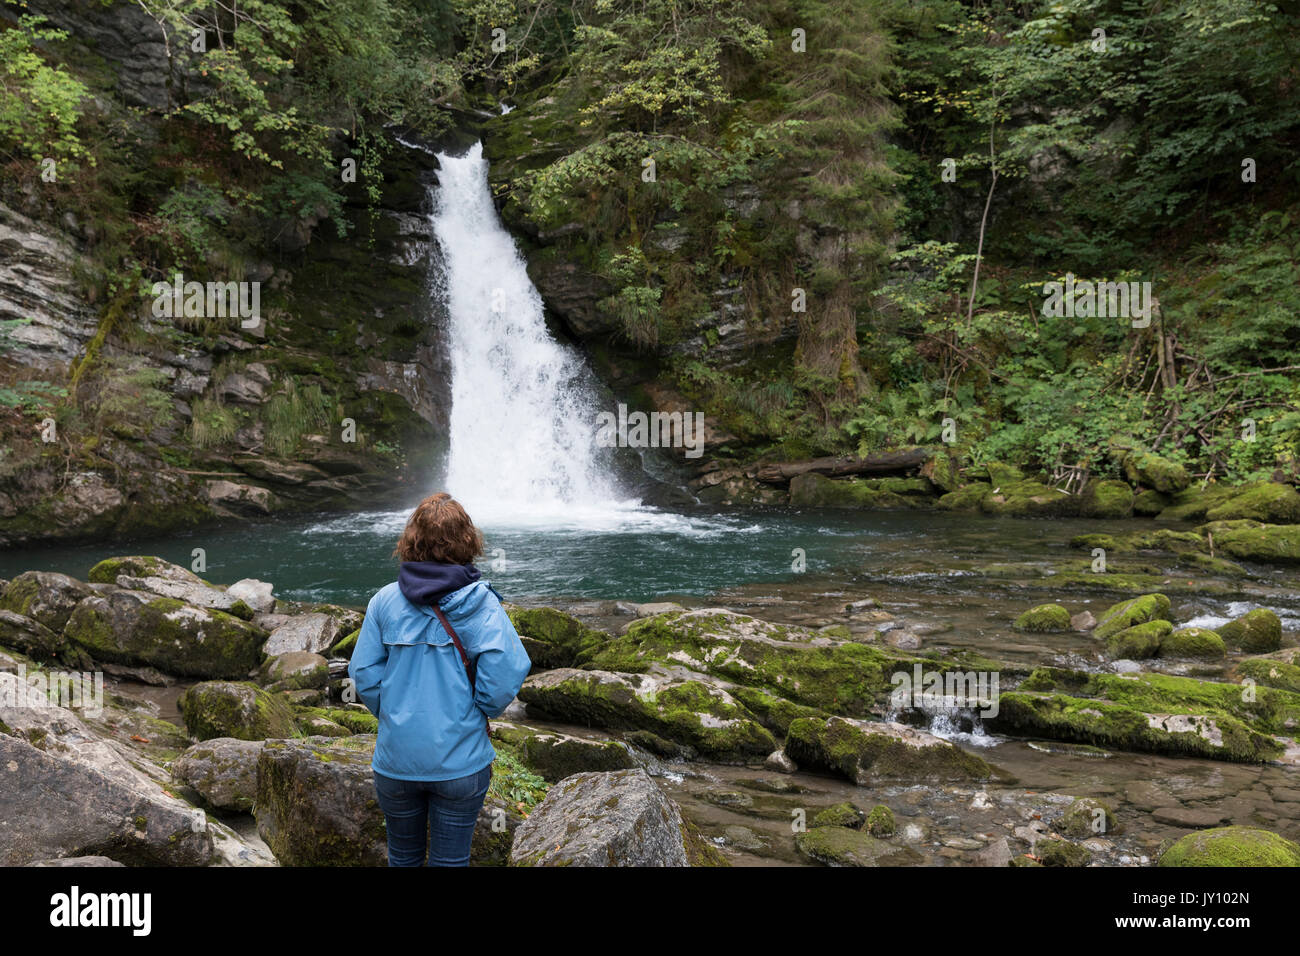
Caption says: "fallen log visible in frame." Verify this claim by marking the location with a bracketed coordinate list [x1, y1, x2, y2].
[754, 448, 930, 484]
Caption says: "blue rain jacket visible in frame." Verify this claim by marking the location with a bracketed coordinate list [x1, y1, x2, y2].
[349, 574, 532, 781]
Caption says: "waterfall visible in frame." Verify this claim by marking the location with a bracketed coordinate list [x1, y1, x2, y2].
[428, 142, 625, 524]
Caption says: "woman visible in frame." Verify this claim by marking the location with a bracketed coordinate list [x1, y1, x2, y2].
[349, 492, 531, 866]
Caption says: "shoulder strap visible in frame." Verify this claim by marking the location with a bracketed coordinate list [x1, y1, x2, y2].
[431, 603, 475, 686]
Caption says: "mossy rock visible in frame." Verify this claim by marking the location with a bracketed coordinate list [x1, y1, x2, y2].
[1093, 593, 1172, 641]
[64, 589, 267, 679]
[1176, 552, 1248, 577]
[506, 606, 610, 669]
[257, 651, 329, 690]
[789, 473, 920, 510]
[864, 804, 895, 837]
[1159, 628, 1226, 660]
[1013, 604, 1071, 633]
[979, 480, 1080, 518]
[1204, 482, 1300, 525]
[1132, 489, 1170, 516]
[784, 716, 1000, 786]
[937, 483, 991, 511]
[0, 571, 97, 632]
[1104, 619, 1172, 659]
[1236, 657, 1300, 694]
[1157, 483, 1241, 521]
[1060, 797, 1118, 838]
[1036, 837, 1090, 867]
[811, 801, 864, 829]
[179, 681, 299, 741]
[794, 825, 922, 866]
[1157, 826, 1300, 867]
[983, 462, 1025, 486]
[0, 609, 89, 668]
[1119, 449, 1189, 494]
[329, 628, 360, 659]
[295, 706, 378, 735]
[1215, 608, 1282, 653]
[87, 555, 195, 585]
[1079, 479, 1133, 519]
[1215, 524, 1300, 566]
[730, 686, 828, 735]
[520, 732, 637, 782]
[923, 453, 959, 493]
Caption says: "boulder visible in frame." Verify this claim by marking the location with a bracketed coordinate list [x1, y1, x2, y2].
[64, 589, 267, 678]
[178, 681, 298, 741]
[0, 609, 87, 666]
[1216, 608, 1283, 653]
[0, 571, 96, 631]
[1215, 524, 1300, 566]
[226, 579, 276, 613]
[1204, 482, 1300, 525]
[1093, 593, 1172, 641]
[1158, 826, 1300, 867]
[519, 731, 637, 782]
[1078, 479, 1133, 518]
[794, 825, 922, 866]
[784, 716, 999, 786]
[170, 738, 264, 812]
[1060, 797, 1118, 838]
[510, 768, 717, 867]
[255, 735, 387, 866]
[811, 801, 864, 829]
[1012, 604, 1071, 633]
[0, 674, 212, 866]
[257, 651, 329, 690]
[518, 668, 775, 760]
[1103, 619, 1171, 659]
[507, 605, 609, 669]
[1159, 628, 1226, 660]
[264, 613, 345, 656]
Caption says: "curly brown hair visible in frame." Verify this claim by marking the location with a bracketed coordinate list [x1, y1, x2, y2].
[393, 492, 484, 564]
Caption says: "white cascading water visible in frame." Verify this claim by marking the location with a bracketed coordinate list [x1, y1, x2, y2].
[429, 142, 630, 526]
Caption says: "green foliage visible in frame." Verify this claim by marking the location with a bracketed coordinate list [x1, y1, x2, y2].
[264, 378, 333, 457]
[0, 13, 91, 167]
[189, 398, 240, 449]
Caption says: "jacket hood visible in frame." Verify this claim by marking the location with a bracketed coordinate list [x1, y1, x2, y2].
[398, 561, 480, 606]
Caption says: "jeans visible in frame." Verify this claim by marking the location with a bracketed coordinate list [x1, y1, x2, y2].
[373, 764, 493, 867]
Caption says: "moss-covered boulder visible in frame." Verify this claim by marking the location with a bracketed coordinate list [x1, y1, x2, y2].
[1216, 608, 1283, 653]
[1132, 489, 1170, 516]
[257, 651, 329, 690]
[1215, 524, 1300, 565]
[1079, 479, 1134, 518]
[1158, 826, 1300, 867]
[937, 483, 992, 511]
[1118, 448, 1190, 494]
[1013, 604, 1071, 633]
[1237, 657, 1300, 694]
[788, 473, 921, 510]
[784, 716, 1000, 786]
[0, 572, 97, 632]
[794, 825, 922, 866]
[517, 668, 776, 760]
[1159, 628, 1227, 660]
[1156, 482, 1240, 521]
[520, 731, 637, 782]
[811, 801, 864, 829]
[1205, 482, 1300, 525]
[1060, 797, 1118, 838]
[865, 804, 896, 836]
[179, 681, 299, 741]
[329, 627, 360, 659]
[1093, 593, 1172, 641]
[256, 735, 386, 866]
[64, 589, 268, 678]
[1104, 619, 1172, 659]
[1036, 837, 1091, 867]
[506, 605, 610, 669]
[979, 480, 1080, 517]
[293, 706, 377, 735]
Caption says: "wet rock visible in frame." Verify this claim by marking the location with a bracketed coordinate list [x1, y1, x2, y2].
[511, 768, 716, 867]
[1151, 806, 1231, 829]
[171, 738, 263, 812]
[811, 801, 864, 829]
[1070, 611, 1097, 632]
[1037, 836, 1091, 867]
[0, 571, 96, 632]
[520, 731, 636, 782]
[518, 668, 776, 761]
[784, 716, 1000, 786]
[1093, 593, 1172, 642]
[506, 606, 609, 669]
[28, 856, 126, 867]
[1216, 608, 1282, 653]
[1013, 603, 1071, 633]
[64, 589, 267, 679]
[264, 613, 339, 656]
[1061, 797, 1119, 838]
[258, 651, 329, 690]
[1104, 619, 1172, 659]
[179, 681, 298, 741]
[764, 749, 797, 773]
[1158, 826, 1300, 867]
[1159, 627, 1226, 660]
[975, 837, 1012, 867]
[255, 735, 386, 866]
[722, 825, 768, 851]
[795, 826, 923, 866]
[0, 609, 86, 666]
[865, 804, 896, 836]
